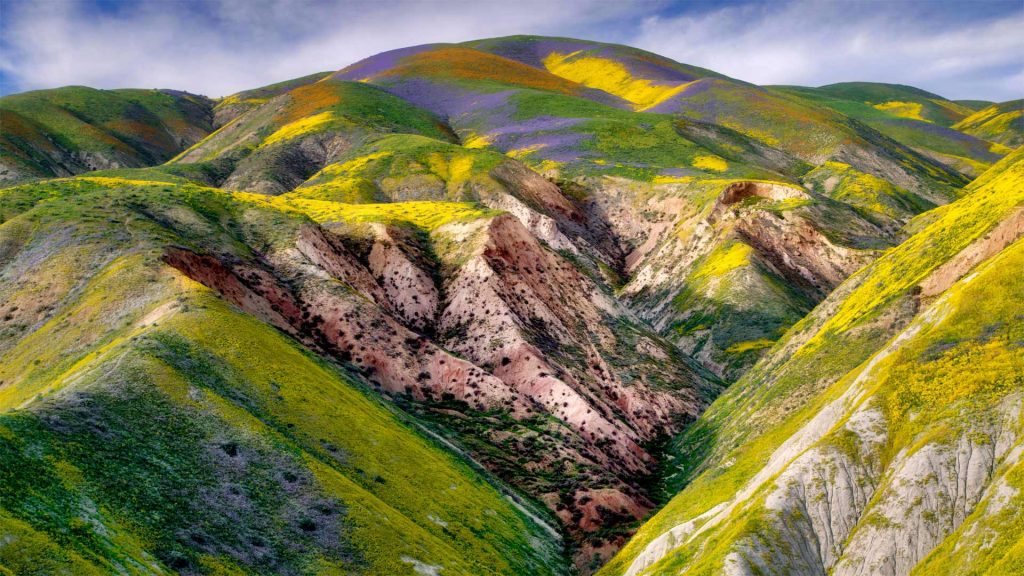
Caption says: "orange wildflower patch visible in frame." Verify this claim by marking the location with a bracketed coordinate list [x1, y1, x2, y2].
[279, 81, 344, 124]
[384, 47, 581, 95]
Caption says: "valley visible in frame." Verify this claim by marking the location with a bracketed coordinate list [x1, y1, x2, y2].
[1, 35, 1022, 576]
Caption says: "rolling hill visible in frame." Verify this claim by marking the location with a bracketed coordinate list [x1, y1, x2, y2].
[1, 34, 1021, 575]
[0, 87, 214, 184]
[953, 99, 1024, 148]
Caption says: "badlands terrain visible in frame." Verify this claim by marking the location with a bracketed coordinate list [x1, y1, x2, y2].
[1, 35, 1022, 575]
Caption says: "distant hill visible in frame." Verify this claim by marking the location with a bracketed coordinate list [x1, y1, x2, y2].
[953, 99, 1024, 147]
[772, 82, 1010, 177]
[0, 86, 214, 183]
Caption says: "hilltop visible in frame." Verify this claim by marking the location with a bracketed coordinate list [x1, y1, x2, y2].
[0, 35, 1021, 575]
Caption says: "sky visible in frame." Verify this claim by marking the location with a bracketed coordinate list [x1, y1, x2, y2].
[0, 0, 1021, 101]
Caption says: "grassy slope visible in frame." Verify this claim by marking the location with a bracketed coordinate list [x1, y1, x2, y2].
[212, 72, 334, 124]
[953, 99, 1024, 148]
[601, 147, 1024, 575]
[802, 161, 936, 223]
[174, 79, 451, 164]
[0, 176, 563, 575]
[812, 82, 974, 126]
[502, 90, 776, 182]
[465, 35, 732, 111]
[0, 87, 213, 181]
[773, 85, 1007, 176]
[287, 133, 509, 203]
[462, 39, 966, 198]
[238, 192, 501, 231]
[168, 78, 457, 195]
[331, 41, 781, 184]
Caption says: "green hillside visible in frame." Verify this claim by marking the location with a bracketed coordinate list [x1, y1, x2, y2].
[0, 175, 564, 575]
[773, 84, 1009, 177]
[0, 87, 213, 184]
[1, 34, 1021, 576]
[953, 99, 1024, 147]
[813, 82, 974, 126]
[602, 147, 1024, 575]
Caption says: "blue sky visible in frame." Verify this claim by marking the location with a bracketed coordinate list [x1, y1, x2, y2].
[1, 0, 1021, 101]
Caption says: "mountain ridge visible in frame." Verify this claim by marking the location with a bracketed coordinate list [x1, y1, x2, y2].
[0, 34, 1021, 575]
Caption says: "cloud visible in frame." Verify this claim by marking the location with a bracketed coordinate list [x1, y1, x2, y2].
[632, 0, 1024, 100]
[0, 0, 1020, 101]
[0, 0, 648, 96]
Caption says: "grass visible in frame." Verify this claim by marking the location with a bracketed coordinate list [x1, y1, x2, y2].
[667, 238, 811, 380]
[811, 82, 973, 127]
[172, 79, 452, 165]
[541, 50, 689, 110]
[601, 146, 1024, 576]
[815, 147, 1024, 336]
[215, 72, 332, 112]
[503, 90, 748, 181]
[952, 99, 1024, 148]
[773, 86, 1004, 176]
[802, 161, 935, 221]
[236, 194, 500, 232]
[0, 86, 212, 177]
[0, 175, 564, 575]
[381, 46, 583, 96]
[291, 133, 508, 203]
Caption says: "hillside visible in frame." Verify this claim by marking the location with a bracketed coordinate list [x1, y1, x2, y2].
[773, 83, 1010, 177]
[953, 99, 1024, 148]
[602, 147, 1024, 575]
[1, 34, 1021, 575]
[0, 87, 214, 184]
[0, 175, 566, 575]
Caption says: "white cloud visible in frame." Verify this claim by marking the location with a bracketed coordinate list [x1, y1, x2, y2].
[0, 0, 644, 96]
[631, 0, 1024, 100]
[0, 0, 1020, 101]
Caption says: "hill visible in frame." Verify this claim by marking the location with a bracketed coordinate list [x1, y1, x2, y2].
[953, 99, 1024, 147]
[0, 87, 214, 184]
[0, 34, 1020, 574]
[602, 147, 1024, 575]
[773, 83, 1010, 177]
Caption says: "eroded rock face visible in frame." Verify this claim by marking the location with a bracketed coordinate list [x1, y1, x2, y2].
[439, 215, 698, 468]
[163, 244, 521, 410]
[734, 209, 871, 300]
[612, 179, 881, 380]
[722, 398, 1023, 576]
[366, 225, 440, 332]
[163, 210, 716, 568]
[918, 207, 1024, 297]
[714, 181, 808, 210]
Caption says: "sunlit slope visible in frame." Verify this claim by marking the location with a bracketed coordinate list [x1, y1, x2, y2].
[813, 82, 975, 126]
[330, 42, 771, 184]
[0, 87, 213, 184]
[0, 176, 564, 575]
[171, 78, 455, 194]
[953, 99, 1024, 148]
[284, 133, 509, 202]
[472, 39, 967, 200]
[773, 84, 1009, 177]
[465, 35, 732, 112]
[602, 147, 1024, 575]
[212, 71, 333, 126]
